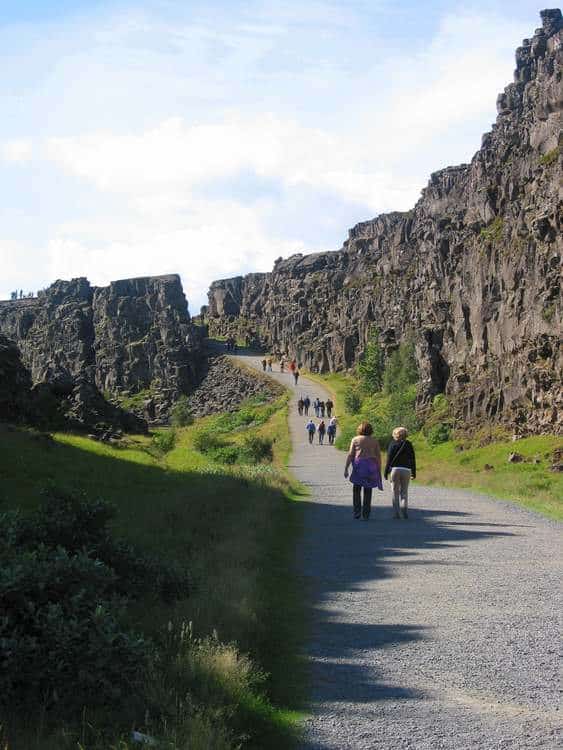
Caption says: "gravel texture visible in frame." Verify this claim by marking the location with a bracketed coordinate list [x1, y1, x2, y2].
[241, 355, 562, 749]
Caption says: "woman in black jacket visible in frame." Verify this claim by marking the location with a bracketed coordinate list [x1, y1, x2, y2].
[384, 427, 416, 519]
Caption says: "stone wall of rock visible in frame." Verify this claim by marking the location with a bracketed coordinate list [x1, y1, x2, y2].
[0, 334, 33, 423]
[0, 274, 203, 426]
[207, 10, 563, 435]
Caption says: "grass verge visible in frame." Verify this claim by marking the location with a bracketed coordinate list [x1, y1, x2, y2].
[0, 392, 307, 749]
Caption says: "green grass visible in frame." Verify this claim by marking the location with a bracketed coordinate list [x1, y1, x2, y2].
[414, 433, 563, 520]
[539, 145, 560, 166]
[303, 373, 562, 521]
[0, 393, 307, 749]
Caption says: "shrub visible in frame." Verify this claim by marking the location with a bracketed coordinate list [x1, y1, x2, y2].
[241, 435, 274, 463]
[343, 387, 362, 414]
[383, 340, 418, 395]
[153, 428, 177, 453]
[358, 327, 384, 393]
[192, 429, 225, 454]
[171, 396, 194, 427]
[210, 445, 241, 465]
[427, 422, 451, 446]
[479, 216, 504, 243]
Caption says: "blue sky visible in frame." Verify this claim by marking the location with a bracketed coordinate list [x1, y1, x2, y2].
[0, 1, 546, 310]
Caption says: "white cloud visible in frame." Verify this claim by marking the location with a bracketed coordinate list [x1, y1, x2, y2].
[0, 2, 535, 310]
[1, 139, 33, 163]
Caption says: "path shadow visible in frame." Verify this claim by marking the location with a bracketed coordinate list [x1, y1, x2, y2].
[295, 498, 517, 725]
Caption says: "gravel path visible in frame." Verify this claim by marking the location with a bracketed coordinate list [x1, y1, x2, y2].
[240, 356, 562, 749]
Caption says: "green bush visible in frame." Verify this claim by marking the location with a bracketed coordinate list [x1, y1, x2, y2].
[153, 428, 177, 453]
[210, 445, 241, 465]
[242, 435, 274, 463]
[383, 340, 418, 395]
[343, 387, 362, 414]
[0, 489, 192, 721]
[358, 327, 384, 393]
[427, 422, 451, 445]
[171, 396, 194, 427]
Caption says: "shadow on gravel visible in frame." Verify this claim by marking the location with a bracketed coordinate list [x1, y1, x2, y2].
[299, 500, 517, 711]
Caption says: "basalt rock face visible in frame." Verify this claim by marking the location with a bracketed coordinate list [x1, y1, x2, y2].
[0, 275, 203, 429]
[208, 10, 563, 435]
[0, 335, 33, 422]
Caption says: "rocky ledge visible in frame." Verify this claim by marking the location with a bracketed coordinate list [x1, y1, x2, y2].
[0, 274, 204, 430]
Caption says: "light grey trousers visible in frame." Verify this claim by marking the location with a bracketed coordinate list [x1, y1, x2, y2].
[390, 467, 411, 515]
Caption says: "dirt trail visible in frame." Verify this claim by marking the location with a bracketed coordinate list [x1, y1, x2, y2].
[240, 355, 562, 749]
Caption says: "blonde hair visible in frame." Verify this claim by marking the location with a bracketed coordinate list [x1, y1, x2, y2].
[357, 421, 373, 436]
[393, 426, 408, 441]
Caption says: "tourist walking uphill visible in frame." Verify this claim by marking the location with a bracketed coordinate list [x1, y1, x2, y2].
[344, 421, 383, 520]
[384, 426, 416, 519]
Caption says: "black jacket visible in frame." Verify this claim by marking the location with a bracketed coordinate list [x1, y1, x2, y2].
[384, 439, 416, 479]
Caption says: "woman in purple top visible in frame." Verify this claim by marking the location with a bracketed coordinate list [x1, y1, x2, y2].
[344, 421, 383, 520]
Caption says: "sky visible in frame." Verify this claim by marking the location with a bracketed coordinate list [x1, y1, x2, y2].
[0, 0, 546, 311]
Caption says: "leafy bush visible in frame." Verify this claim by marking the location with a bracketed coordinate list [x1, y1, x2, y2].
[153, 428, 177, 453]
[383, 340, 418, 395]
[358, 327, 384, 393]
[427, 422, 451, 446]
[210, 445, 241, 465]
[241, 435, 274, 463]
[192, 429, 226, 454]
[343, 387, 362, 414]
[171, 396, 194, 427]
[0, 490, 191, 720]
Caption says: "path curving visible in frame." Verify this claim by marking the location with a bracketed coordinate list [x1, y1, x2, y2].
[239, 355, 562, 749]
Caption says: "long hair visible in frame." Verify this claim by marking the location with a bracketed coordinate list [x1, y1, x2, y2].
[357, 421, 373, 436]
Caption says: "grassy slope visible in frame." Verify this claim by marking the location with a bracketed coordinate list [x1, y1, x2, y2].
[304, 372, 563, 521]
[0, 393, 306, 749]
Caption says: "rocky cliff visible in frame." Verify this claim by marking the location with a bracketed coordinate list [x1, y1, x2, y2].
[207, 9, 563, 435]
[0, 274, 203, 427]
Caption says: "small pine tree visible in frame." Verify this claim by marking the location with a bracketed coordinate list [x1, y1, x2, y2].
[358, 327, 384, 393]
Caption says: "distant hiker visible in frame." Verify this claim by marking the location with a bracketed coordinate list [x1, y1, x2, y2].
[344, 421, 383, 521]
[306, 419, 316, 444]
[289, 359, 297, 373]
[298, 361, 303, 369]
[384, 427, 416, 519]
[267, 358, 273, 371]
[318, 420, 326, 445]
[297, 397, 304, 416]
[293, 370, 300, 385]
[280, 359, 285, 373]
[261, 358, 267, 372]
[314, 398, 321, 417]
[326, 398, 334, 418]
[319, 400, 325, 418]
[327, 416, 337, 445]
[303, 396, 311, 416]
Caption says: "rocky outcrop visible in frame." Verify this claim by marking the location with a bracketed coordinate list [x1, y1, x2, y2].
[207, 10, 562, 435]
[0, 335, 32, 422]
[187, 354, 284, 418]
[0, 274, 203, 428]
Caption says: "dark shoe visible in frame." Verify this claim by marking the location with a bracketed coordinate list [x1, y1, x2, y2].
[402, 510, 408, 519]
[362, 516, 370, 521]
[393, 513, 400, 519]
[354, 514, 361, 519]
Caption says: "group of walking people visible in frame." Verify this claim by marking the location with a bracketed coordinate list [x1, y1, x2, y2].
[305, 415, 338, 445]
[261, 356, 302, 384]
[344, 423, 416, 521]
[297, 396, 334, 418]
